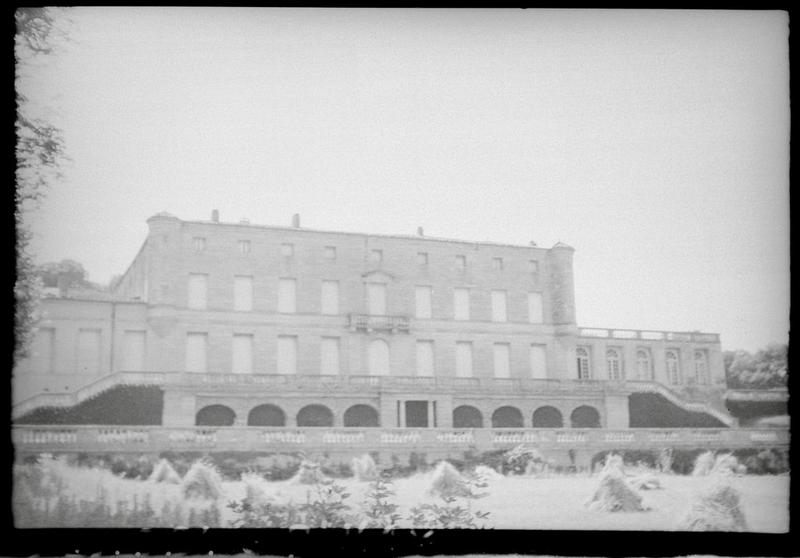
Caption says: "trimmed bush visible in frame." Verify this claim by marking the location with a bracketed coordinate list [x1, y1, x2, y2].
[586, 469, 646, 512]
[241, 472, 273, 507]
[629, 475, 662, 491]
[289, 460, 327, 485]
[148, 459, 181, 484]
[712, 453, 742, 476]
[691, 451, 716, 476]
[602, 453, 625, 474]
[352, 454, 378, 482]
[679, 478, 748, 531]
[475, 465, 503, 480]
[180, 460, 224, 500]
[427, 461, 472, 499]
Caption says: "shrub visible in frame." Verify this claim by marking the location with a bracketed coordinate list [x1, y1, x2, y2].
[602, 453, 625, 474]
[586, 469, 647, 512]
[427, 460, 473, 499]
[658, 448, 674, 473]
[691, 451, 716, 476]
[289, 460, 327, 485]
[474, 465, 503, 480]
[241, 472, 273, 507]
[503, 445, 544, 476]
[712, 453, 742, 476]
[629, 475, 662, 491]
[148, 459, 181, 484]
[679, 478, 748, 531]
[352, 454, 379, 482]
[410, 472, 490, 529]
[180, 460, 224, 500]
[359, 472, 401, 530]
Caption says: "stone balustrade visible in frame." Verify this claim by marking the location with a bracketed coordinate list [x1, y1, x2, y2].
[578, 328, 720, 343]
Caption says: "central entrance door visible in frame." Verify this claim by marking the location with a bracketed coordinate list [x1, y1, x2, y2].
[405, 401, 429, 427]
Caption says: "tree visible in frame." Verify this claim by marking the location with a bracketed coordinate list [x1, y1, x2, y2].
[15, 8, 72, 361]
[724, 344, 788, 390]
[35, 259, 91, 289]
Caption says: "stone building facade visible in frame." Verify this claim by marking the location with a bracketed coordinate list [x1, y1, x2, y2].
[13, 212, 732, 431]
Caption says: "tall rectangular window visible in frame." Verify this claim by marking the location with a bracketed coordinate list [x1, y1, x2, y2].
[277, 335, 298, 375]
[415, 286, 432, 319]
[122, 330, 146, 371]
[530, 344, 547, 379]
[493, 343, 511, 378]
[278, 278, 297, 313]
[234, 276, 253, 311]
[416, 341, 435, 377]
[325, 246, 337, 260]
[491, 290, 507, 322]
[454, 288, 470, 320]
[528, 292, 543, 324]
[232, 334, 253, 374]
[185, 332, 208, 373]
[370, 249, 383, 263]
[33, 327, 55, 374]
[320, 337, 340, 376]
[528, 260, 539, 274]
[455, 255, 466, 270]
[77, 329, 102, 376]
[367, 282, 387, 315]
[321, 280, 339, 315]
[281, 243, 294, 257]
[455, 342, 473, 378]
[192, 237, 206, 252]
[188, 274, 208, 310]
[492, 257, 503, 270]
[417, 252, 428, 265]
[238, 240, 251, 254]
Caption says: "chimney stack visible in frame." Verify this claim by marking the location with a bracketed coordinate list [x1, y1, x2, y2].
[292, 213, 300, 228]
[211, 209, 219, 223]
[417, 226, 424, 236]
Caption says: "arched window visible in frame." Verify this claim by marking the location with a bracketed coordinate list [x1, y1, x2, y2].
[195, 405, 236, 426]
[452, 405, 483, 428]
[491, 406, 524, 428]
[296, 404, 334, 427]
[343, 404, 380, 427]
[666, 350, 680, 384]
[247, 404, 285, 427]
[532, 406, 563, 428]
[606, 348, 623, 380]
[368, 339, 390, 376]
[576, 348, 591, 379]
[636, 349, 652, 380]
[570, 405, 601, 428]
[694, 351, 708, 384]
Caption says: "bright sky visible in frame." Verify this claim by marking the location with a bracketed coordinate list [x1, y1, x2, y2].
[18, 8, 789, 352]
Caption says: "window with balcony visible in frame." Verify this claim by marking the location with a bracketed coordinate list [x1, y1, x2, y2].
[456, 342, 473, 378]
[492, 257, 504, 270]
[188, 273, 208, 310]
[320, 337, 340, 375]
[185, 332, 208, 373]
[528, 292, 543, 324]
[415, 286, 432, 319]
[636, 349, 653, 380]
[233, 276, 253, 311]
[278, 278, 297, 313]
[192, 237, 206, 252]
[122, 330, 146, 371]
[277, 335, 298, 375]
[530, 344, 547, 379]
[232, 334, 254, 374]
[367, 282, 387, 316]
[666, 350, 680, 384]
[321, 280, 339, 315]
[694, 350, 708, 384]
[493, 343, 511, 378]
[606, 348, 623, 380]
[416, 340, 435, 377]
[576, 347, 591, 379]
[281, 243, 294, 257]
[238, 240, 251, 254]
[454, 288, 470, 320]
[491, 290, 508, 322]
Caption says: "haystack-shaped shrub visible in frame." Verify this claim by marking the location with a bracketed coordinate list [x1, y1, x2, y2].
[289, 460, 327, 485]
[148, 459, 181, 484]
[475, 465, 503, 480]
[586, 469, 646, 512]
[602, 453, 625, 474]
[691, 451, 716, 476]
[630, 474, 662, 491]
[181, 460, 224, 500]
[427, 461, 471, 499]
[352, 454, 378, 482]
[241, 472, 272, 506]
[679, 478, 748, 531]
[711, 453, 741, 476]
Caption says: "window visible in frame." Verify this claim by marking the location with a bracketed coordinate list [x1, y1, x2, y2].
[415, 286, 432, 319]
[33, 328, 55, 375]
[666, 350, 680, 384]
[320, 337, 340, 375]
[528, 292, 543, 324]
[493, 343, 511, 378]
[491, 290, 507, 322]
[192, 237, 206, 252]
[528, 260, 539, 274]
[454, 288, 470, 320]
[122, 330, 146, 371]
[188, 274, 208, 310]
[367, 282, 387, 315]
[530, 344, 547, 379]
[234, 276, 253, 311]
[416, 340, 435, 377]
[77, 329, 102, 376]
[455, 255, 466, 270]
[370, 249, 383, 263]
[492, 257, 503, 270]
[576, 347, 591, 379]
[277, 335, 298, 375]
[368, 339, 390, 376]
[281, 243, 294, 257]
[232, 334, 253, 374]
[278, 278, 296, 313]
[185, 333, 208, 372]
[636, 349, 652, 380]
[417, 252, 428, 265]
[694, 350, 708, 384]
[606, 348, 623, 380]
[321, 280, 339, 315]
[325, 246, 337, 260]
[238, 240, 251, 254]
[455, 342, 473, 378]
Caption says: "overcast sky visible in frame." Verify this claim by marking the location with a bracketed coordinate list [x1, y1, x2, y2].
[18, 8, 789, 352]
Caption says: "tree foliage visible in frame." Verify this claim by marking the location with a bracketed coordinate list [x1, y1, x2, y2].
[35, 259, 91, 289]
[724, 344, 788, 390]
